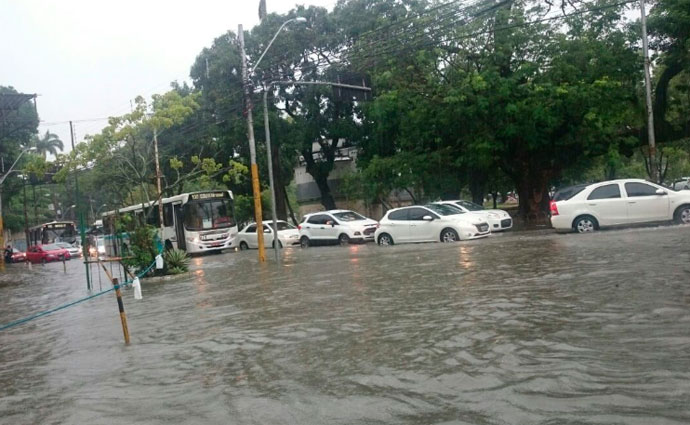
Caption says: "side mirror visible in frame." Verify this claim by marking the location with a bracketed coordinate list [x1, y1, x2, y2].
[422, 215, 434, 221]
[655, 189, 667, 195]
[326, 220, 336, 227]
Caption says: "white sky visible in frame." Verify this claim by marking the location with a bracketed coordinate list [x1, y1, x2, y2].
[0, 0, 336, 151]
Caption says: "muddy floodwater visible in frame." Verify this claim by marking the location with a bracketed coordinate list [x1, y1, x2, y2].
[1, 226, 690, 424]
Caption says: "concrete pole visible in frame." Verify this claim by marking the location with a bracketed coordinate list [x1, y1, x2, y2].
[71, 121, 91, 289]
[263, 87, 280, 263]
[239, 24, 266, 263]
[153, 127, 165, 245]
[640, 0, 658, 183]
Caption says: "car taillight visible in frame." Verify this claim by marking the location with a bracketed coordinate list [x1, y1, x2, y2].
[297, 224, 301, 230]
[549, 200, 559, 216]
[376, 223, 380, 229]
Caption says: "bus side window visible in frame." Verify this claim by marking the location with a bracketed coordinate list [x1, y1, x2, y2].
[163, 204, 174, 227]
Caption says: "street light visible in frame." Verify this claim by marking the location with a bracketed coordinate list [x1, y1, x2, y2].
[262, 81, 371, 263]
[238, 16, 307, 263]
[0, 146, 37, 270]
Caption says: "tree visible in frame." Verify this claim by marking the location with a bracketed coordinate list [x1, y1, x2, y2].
[31, 131, 64, 159]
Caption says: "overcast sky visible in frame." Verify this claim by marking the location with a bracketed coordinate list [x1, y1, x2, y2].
[0, 0, 336, 151]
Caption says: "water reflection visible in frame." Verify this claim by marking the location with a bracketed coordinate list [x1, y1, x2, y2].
[1, 227, 690, 424]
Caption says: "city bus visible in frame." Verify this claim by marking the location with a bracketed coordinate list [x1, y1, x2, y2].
[28, 221, 78, 247]
[102, 190, 237, 256]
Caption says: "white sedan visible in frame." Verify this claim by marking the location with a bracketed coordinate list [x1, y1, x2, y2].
[550, 178, 690, 233]
[233, 220, 300, 250]
[55, 242, 82, 258]
[435, 200, 513, 231]
[375, 204, 490, 245]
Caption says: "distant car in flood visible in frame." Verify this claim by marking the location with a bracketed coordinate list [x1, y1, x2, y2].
[550, 178, 690, 233]
[4, 247, 26, 263]
[55, 242, 82, 258]
[25, 244, 72, 264]
[298, 210, 378, 247]
[433, 200, 513, 232]
[233, 220, 300, 250]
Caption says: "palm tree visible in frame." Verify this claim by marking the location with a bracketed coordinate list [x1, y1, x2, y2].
[31, 131, 64, 159]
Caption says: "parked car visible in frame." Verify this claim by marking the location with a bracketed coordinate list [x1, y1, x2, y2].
[670, 177, 690, 191]
[550, 178, 690, 233]
[233, 220, 300, 250]
[55, 242, 82, 258]
[375, 204, 490, 245]
[25, 244, 72, 264]
[4, 247, 26, 263]
[298, 210, 378, 247]
[434, 200, 513, 231]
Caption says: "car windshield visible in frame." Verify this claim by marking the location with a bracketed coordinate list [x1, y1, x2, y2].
[56, 242, 72, 248]
[332, 211, 366, 221]
[424, 204, 462, 216]
[553, 184, 588, 201]
[42, 244, 61, 251]
[456, 200, 485, 211]
[273, 222, 296, 231]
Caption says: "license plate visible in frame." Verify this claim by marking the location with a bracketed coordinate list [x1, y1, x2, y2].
[209, 242, 223, 247]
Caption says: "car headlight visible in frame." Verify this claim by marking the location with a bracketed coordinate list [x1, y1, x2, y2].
[289, 234, 299, 239]
[488, 213, 499, 219]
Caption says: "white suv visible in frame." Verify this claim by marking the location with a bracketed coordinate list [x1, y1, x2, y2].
[550, 178, 690, 233]
[298, 210, 378, 247]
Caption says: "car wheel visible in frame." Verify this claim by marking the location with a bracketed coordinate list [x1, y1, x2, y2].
[674, 205, 690, 225]
[272, 240, 283, 248]
[440, 228, 459, 243]
[574, 215, 597, 233]
[300, 236, 310, 248]
[378, 233, 394, 246]
[239, 241, 249, 250]
[338, 234, 350, 246]
[41, 258, 47, 265]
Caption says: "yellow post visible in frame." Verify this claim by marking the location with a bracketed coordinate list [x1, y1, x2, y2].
[251, 164, 266, 262]
[112, 277, 130, 345]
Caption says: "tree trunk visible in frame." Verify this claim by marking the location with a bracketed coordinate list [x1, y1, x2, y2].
[516, 171, 551, 224]
[314, 173, 336, 210]
[469, 169, 486, 205]
[283, 185, 299, 225]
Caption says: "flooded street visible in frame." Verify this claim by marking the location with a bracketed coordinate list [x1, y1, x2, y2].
[1, 226, 690, 424]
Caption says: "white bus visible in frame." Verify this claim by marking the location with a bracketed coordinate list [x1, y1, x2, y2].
[102, 190, 237, 256]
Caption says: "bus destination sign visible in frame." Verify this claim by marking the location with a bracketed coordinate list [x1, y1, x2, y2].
[189, 192, 228, 201]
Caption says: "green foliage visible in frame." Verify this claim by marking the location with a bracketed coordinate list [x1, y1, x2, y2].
[163, 249, 190, 274]
[122, 225, 157, 275]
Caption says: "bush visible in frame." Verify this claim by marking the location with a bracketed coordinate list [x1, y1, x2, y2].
[164, 249, 190, 274]
[122, 225, 157, 275]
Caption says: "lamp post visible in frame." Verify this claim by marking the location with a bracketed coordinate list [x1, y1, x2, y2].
[0, 146, 36, 270]
[238, 17, 306, 264]
[262, 80, 372, 263]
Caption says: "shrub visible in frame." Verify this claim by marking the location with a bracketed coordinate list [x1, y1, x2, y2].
[164, 249, 190, 273]
[122, 225, 157, 275]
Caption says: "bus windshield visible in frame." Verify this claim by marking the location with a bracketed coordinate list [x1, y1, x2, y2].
[184, 199, 235, 231]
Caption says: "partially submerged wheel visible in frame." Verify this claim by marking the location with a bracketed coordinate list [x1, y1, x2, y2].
[674, 205, 690, 225]
[239, 241, 249, 250]
[272, 240, 283, 248]
[574, 216, 597, 233]
[440, 228, 459, 243]
[377, 233, 394, 246]
[338, 234, 350, 246]
[300, 236, 310, 248]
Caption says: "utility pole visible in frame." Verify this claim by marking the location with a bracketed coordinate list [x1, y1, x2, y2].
[238, 24, 266, 263]
[71, 121, 91, 289]
[640, 0, 657, 183]
[153, 127, 165, 244]
[0, 185, 4, 271]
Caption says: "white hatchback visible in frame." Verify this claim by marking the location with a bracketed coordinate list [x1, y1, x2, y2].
[435, 200, 513, 231]
[374, 204, 490, 245]
[550, 178, 690, 233]
[298, 210, 378, 247]
[233, 220, 300, 250]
